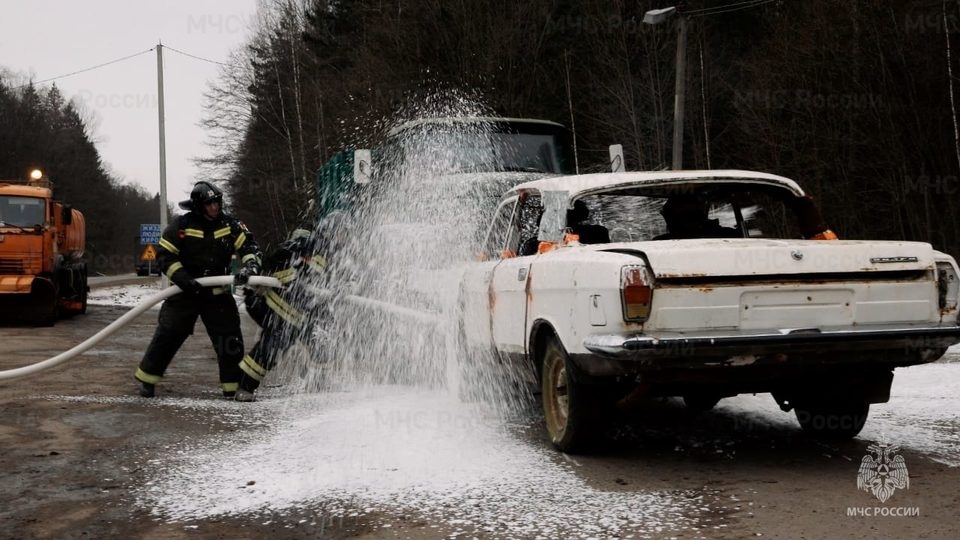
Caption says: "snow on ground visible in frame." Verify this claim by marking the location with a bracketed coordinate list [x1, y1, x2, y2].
[88, 282, 247, 311]
[129, 387, 698, 538]
[88, 282, 165, 308]
[715, 357, 960, 467]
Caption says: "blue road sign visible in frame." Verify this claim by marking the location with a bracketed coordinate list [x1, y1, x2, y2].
[140, 223, 161, 245]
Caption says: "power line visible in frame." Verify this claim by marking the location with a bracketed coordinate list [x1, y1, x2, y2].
[682, 0, 772, 15]
[683, 0, 779, 17]
[163, 44, 238, 68]
[13, 48, 156, 89]
[682, 0, 759, 14]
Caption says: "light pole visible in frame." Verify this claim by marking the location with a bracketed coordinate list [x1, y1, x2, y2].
[156, 42, 169, 286]
[644, 6, 687, 170]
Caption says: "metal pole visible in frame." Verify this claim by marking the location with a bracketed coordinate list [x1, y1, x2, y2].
[672, 16, 688, 170]
[156, 43, 169, 286]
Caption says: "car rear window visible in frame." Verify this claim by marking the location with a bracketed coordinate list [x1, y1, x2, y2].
[575, 186, 804, 242]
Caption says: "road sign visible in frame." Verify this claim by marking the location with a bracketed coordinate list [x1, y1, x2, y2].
[141, 244, 157, 261]
[140, 223, 161, 245]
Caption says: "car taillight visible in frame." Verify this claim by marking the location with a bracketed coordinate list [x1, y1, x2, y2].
[621, 265, 653, 322]
[936, 261, 959, 311]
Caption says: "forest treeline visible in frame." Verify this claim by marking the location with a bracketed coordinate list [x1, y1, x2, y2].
[203, 0, 960, 256]
[0, 81, 161, 273]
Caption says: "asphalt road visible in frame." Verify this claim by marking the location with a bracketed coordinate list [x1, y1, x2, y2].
[1, 303, 958, 539]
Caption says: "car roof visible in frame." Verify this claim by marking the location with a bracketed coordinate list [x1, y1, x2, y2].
[506, 170, 806, 199]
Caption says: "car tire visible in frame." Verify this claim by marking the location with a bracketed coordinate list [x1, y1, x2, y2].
[541, 336, 601, 453]
[794, 400, 869, 440]
[683, 394, 721, 413]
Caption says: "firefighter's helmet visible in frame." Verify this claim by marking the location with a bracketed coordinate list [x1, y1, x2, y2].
[179, 181, 224, 211]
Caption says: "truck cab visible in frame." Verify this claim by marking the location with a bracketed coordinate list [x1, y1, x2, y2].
[0, 171, 87, 324]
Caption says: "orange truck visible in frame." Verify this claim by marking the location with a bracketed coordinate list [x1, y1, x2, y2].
[0, 170, 87, 324]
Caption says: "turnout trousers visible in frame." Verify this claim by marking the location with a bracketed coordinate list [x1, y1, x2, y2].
[238, 309, 286, 393]
[136, 292, 244, 394]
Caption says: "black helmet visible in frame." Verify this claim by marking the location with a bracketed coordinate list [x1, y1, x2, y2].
[179, 181, 223, 211]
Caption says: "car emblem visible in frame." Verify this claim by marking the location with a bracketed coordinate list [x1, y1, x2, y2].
[870, 256, 919, 264]
[791, 250, 803, 261]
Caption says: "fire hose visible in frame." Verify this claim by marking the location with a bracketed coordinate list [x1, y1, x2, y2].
[0, 275, 281, 382]
[0, 275, 444, 383]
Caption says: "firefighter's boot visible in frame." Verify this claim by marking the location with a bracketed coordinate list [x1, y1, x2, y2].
[138, 381, 156, 398]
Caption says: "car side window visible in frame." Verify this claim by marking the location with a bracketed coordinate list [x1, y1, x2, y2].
[515, 195, 543, 256]
[484, 198, 518, 258]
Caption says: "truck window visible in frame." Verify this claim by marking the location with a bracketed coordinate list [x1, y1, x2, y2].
[0, 196, 45, 228]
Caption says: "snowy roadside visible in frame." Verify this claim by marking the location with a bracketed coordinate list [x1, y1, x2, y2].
[87, 282, 165, 308]
[714, 358, 960, 467]
[88, 282, 248, 312]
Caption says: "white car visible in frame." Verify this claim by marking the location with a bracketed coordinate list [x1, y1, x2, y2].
[458, 170, 960, 452]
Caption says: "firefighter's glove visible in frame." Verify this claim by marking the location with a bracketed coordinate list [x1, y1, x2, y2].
[236, 262, 260, 285]
[181, 278, 205, 296]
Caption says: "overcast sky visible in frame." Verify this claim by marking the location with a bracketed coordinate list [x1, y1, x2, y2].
[0, 0, 258, 207]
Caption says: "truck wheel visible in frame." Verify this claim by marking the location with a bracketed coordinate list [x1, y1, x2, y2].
[683, 394, 721, 413]
[795, 400, 869, 440]
[78, 269, 88, 314]
[541, 336, 600, 453]
[36, 299, 59, 326]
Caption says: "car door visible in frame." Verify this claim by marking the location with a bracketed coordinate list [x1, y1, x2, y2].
[490, 192, 542, 358]
[461, 197, 518, 349]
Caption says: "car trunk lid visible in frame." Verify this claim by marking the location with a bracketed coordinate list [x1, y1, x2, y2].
[597, 239, 934, 279]
[595, 239, 940, 331]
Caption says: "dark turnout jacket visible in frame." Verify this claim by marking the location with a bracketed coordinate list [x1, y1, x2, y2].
[156, 211, 262, 290]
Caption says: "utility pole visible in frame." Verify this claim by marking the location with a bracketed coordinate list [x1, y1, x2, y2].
[156, 42, 169, 286]
[672, 16, 688, 170]
[644, 5, 688, 170]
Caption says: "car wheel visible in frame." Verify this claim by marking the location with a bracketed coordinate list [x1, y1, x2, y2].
[541, 336, 600, 453]
[794, 400, 869, 440]
[683, 394, 721, 413]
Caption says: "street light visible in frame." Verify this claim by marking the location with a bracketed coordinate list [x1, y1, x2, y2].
[644, 5, 687, 170]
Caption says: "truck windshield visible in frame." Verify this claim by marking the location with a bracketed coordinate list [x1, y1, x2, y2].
[383, 121, 575, 175]
[0, 196, 45, 228]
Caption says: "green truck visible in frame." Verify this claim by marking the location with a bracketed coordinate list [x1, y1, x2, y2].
[315, 117, 576, 222]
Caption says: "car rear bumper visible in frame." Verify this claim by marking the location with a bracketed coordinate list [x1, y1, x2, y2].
[575, 325, 960, 378]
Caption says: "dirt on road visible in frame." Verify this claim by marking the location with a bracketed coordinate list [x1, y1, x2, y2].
[1, 302, 959, 539]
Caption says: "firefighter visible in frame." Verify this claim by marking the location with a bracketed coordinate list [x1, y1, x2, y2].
[237, 229, 327, 401]
[135, 181, 262, 398]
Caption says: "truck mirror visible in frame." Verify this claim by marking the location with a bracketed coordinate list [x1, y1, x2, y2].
[62, 204, 73, 225]
[354, 149, 372, 185]
[609, 144, 625, 173]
